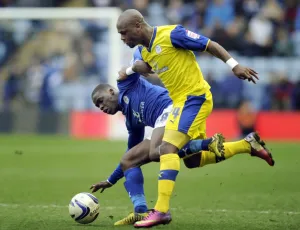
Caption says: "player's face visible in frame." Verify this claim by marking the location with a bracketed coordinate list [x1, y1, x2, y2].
[93, 90, 119, 115]
[117, 21, 142, 48]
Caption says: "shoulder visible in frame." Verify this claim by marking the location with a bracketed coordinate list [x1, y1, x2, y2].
[157, 25, 178, 32]
[156, 25, 178, 38]
[117, 73, 140, 91]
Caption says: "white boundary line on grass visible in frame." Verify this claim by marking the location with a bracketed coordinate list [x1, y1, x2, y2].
[1, 203, 300, 215]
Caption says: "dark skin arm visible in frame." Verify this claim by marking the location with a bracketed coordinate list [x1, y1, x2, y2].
[206, 41, 259, 84]
[127, 41, 259, 84]
[119, 64, 155, 79]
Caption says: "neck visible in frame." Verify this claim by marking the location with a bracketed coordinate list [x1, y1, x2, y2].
[117, 104, 122, 111]
[141, 25, 154, 48]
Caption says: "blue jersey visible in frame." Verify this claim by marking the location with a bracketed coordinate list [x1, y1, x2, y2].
[107, 72, 171, 185]
[117, 73, 172, 149]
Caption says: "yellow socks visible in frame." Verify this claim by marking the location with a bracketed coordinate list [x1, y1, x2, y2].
[200, 140, 251, 167]
[223, 140, 251, 159]
[154, 153, 180, 213]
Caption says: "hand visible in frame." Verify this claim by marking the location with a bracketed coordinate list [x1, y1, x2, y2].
[132, 60, 154, 75]
[90, 180, 113, 193]
[118, 67, 128, 80]
[232, 65, 259, 84]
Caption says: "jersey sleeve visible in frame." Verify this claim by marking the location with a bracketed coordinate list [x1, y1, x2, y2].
[117, 47, 144, 91]
[130, 46, 144, 65]
[117, 72, 140, 91]
[170, 25, 210, 52]
[107, 163, 123, 185]
[126, 119, 145, 149]
[106, 119, 145, 185]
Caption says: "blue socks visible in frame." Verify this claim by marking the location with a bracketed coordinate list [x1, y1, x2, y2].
[201, 138, 213, 151]
[178, 138, 213, 158]
[124, 167, 148, 213]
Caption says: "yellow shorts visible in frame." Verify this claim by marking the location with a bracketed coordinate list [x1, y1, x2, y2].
[163, 90, 213, 149]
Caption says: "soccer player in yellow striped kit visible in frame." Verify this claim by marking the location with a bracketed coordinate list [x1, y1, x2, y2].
[116, 9, 260, 228]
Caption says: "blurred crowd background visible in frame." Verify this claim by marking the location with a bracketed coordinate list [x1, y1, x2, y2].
[1, 0, 300, 118]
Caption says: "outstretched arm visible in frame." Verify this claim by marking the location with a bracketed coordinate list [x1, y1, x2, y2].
[107, 125, 145, 184]
[206, 41, 258, 83]
[90, 125, 145, 193]
[170, 25, 259, 84]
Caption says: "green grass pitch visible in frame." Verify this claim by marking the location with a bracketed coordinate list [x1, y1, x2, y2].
[0, 135, 300, 230]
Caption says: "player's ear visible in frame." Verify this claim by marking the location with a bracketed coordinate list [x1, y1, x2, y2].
[108, 88, 114, 95]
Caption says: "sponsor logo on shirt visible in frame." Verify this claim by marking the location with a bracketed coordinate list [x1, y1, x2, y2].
[186, 30, 200, 39]
[155, 45, 162, 54]
[151, 61, 168, 74]
[123, 96, 129, 104]
[132, 109, 142, 123]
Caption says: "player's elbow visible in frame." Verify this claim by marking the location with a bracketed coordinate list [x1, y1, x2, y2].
[206, 40, 218, 53]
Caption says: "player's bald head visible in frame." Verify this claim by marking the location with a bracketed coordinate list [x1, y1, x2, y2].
[92, 83, 110, 97]
[117, 9, 144, 28]
[91, 83, 119, 115]
[116, 9, 151, 48]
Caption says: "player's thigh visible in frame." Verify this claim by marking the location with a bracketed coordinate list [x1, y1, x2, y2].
[148, 127, 164, 162]
[165, 91, 213, 144]
[148, 104, 180, 157]
[120, 140, 152, 171]
[187, 91, 213, 139]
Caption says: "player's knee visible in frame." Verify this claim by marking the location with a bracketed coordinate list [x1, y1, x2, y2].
[149, 148, 160, 161]
[120, 156, 132, 171]
[158, 142, 179, 156]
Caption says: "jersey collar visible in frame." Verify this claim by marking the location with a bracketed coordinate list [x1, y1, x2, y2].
[147, 26, 157, 52]
[117, 94, 123, 111]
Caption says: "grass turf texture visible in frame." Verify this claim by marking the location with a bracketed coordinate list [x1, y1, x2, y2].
[0, 135, 300, 230]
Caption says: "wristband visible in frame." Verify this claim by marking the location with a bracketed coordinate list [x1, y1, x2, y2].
[226, 58, 239, 70]
[125, 66, 135, 75]
[106, 179, 113, 185]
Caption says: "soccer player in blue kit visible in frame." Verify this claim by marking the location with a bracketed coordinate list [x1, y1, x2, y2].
[89, 65, 274, 226]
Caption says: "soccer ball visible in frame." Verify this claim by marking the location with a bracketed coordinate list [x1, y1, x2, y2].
[69, 192, 100, 224]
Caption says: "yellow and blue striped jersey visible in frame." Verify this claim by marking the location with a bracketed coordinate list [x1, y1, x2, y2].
[133, 25, 211, 101]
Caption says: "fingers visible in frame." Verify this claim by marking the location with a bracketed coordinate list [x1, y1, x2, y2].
[241, 68, 258, 84]
[250, 68, 258, 74]
[100, 188, 105, 193]
[90, 185, 99, 193]
[248, 68, 259, 80]
[246, 72, 256, 84]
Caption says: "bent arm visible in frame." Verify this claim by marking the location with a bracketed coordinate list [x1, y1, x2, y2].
[107, 125, 145, 185]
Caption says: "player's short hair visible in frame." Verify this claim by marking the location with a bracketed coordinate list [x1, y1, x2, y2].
[91, 83, 113, 98]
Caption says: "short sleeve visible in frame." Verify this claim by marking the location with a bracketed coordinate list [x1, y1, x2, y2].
[130, 46, 144, 65]
[170, 25, 210, 52]
[126, 119, 145, 149]
[117, 72, 140, 91]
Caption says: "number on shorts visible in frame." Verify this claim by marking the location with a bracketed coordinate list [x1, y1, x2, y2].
[160, 112, 169, 122]
[172, 107, 180, 119]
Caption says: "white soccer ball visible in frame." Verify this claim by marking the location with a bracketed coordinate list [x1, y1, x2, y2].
[69, 192, 100, 224]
